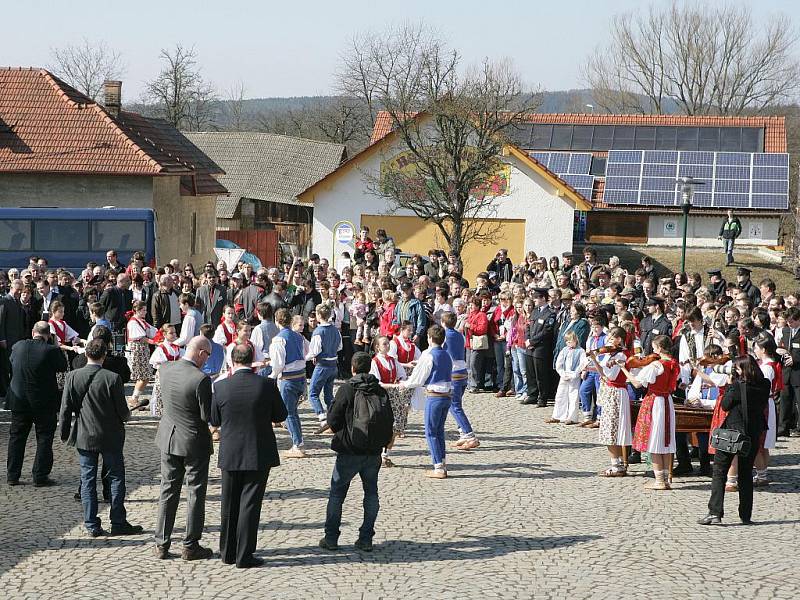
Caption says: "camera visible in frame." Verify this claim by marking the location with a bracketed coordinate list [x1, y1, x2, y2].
[712, 364, 733, 375]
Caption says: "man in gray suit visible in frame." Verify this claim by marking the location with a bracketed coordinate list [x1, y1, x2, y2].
[153, 336, 214, 561]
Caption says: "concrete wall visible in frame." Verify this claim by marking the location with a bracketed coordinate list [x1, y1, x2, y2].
[647, 214, 780, 247]
[308, 138, 578, 272]
[0, 174, 153, 208]
[153, 176, 217, 265]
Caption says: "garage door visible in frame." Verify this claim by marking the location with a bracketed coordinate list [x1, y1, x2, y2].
[360, 215, 525, 282]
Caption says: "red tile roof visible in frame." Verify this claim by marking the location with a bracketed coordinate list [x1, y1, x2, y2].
[0, 68, 226, 188]
[370, 111, 787, 152]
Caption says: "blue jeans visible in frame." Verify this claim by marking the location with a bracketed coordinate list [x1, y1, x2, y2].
[425, 395, 452, 466]
[724, 238, 735, 263]
[449, 382, 473, 435]
[278, 378, 305, 447]
[579, 372, 602, 419]
[309, 363, 337, 415]
[511, 347, 527, 395]
[493, 340, 506, 390]
[324, 453, 381, 543]
[258, 365, 272, 378]
[78, 448, 126, 532]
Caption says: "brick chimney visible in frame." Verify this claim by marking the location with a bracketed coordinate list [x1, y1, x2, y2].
[103, 80, 122, 116]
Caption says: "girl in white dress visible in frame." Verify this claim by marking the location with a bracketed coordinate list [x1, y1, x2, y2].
[754, 336, 783, 486]
[48, 301, 83, 390]
[149, 324, 183, 417]
[594, 327, 633, 477]
[370, 335, 409, 466]
[547, 331, 585, 425]
[213, 305, 237, 347]
[125, 300, 156, 409]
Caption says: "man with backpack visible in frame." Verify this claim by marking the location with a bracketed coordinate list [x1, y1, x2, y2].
[319, 352, 393, 553]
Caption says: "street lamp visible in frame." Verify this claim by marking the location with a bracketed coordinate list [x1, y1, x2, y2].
[675, 176, 705, 273]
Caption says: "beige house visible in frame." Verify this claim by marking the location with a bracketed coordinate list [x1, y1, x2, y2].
[0, 68, 227, 266]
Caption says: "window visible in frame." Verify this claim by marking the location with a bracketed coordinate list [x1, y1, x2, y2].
[571, 126, 593, 150]
[34, 220, 89, 251]
[741, 127, 763, 152]
[0, 220, 32, 251]
[611, 126, 635, 149]
[633, 126, 656, 150]
[589, 156, 607, 176]
[531, 125, 553, 149]
[676, 127, 699, 150]
[592, 126, 613, 150]
[698, 127, 720, 151]
[91, 220, 146, 252]
[655, 127, 677, 150]
[551, 125, 573, 150]
[719, 127, 742, 152]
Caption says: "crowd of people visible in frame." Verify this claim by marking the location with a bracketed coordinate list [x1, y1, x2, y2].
[2, 223, 797, 562]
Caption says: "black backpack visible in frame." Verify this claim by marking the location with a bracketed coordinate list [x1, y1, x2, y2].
[348, 387, 394, 452]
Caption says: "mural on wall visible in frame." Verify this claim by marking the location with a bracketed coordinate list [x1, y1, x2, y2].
[380, 149, 511, 201]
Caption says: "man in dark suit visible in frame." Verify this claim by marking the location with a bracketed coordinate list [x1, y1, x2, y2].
[59, 338, 142, 537]
[639, 297, 673, 355]
[237, 273, 268, 325]
[6, 321, 68, 486]
[98, 274, 128, 332]
[524, 289, 556, 408]
[196, 271, 227, 326]
[210, 343, 287, 568]
[153, 335, 214, 561]
[778, 307, 800, 437]
[0, 279, 28, 399]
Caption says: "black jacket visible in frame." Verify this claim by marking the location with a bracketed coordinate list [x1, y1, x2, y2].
[196, 284, 227, 326]
[289, 289, 322, 320]
[59, 364, 129, 452]
[0, 295, 27, 349]
[7, 337, 68, 412]
[328, 373, 388, 455]
[525, 305, 556, 358]
[486, 258, 514, 283]
[99, 286, 127, 331]
[210, 370, 287, 471]
[72, 353, 131, 384]
[738, 280, 761, 306]
[640, 313, 673, 355]
[721, 379, 769, 440]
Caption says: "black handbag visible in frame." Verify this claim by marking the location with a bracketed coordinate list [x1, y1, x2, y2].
[710, 382, 752, 456]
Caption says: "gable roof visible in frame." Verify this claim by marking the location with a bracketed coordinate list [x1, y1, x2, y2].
[299, 111, 592, 211]
[183, 131, 346, 218]
[370, 110, 787, 152]
[0, 67, 227, 195]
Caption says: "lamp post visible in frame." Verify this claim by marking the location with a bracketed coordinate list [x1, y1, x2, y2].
[675, 177, 704, 273]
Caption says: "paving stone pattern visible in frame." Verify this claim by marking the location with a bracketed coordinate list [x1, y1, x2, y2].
[1, 386, 798, 599]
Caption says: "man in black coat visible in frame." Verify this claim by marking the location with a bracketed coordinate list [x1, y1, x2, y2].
[6, 321, 68, 486]
[639, 297, 673, 355]
[778, 307, 800, 436]
[736, 267, 761, 306]
[55, 271, 82, 330]
[524, 289, 556, 407]
[59, 338, 142, 537]
[196, 272, 227, 326]
[0, 279, 28, 399]
[289, 279, 322, 321]
[210, 343, 287, 568]
[99, 274, 128, 333]
[237, 273, 268, 325]
[486, 248, 514, 283]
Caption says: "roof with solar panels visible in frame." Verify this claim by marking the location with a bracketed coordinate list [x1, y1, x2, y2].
[369, 112, 789, 214]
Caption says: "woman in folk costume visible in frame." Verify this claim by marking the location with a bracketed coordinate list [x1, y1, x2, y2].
[213, 305, 237, 347]
[706, 352, 740, 492]
[753, 336, 783, 487]
[389, 321, 420, 370]
[685, 344, 729, 477]
[370, 335, 409, 466]
[592, 327, 633, 477]
[224, 320, 267, 374]
[149, 324, 184, 417]
[621, 335, 680, 490]
[125, 300, 157, 409]
[546, 330, 586, 425]
[48, 300, 83, 390]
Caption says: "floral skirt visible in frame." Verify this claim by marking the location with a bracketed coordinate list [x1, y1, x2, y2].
[127, 340, 151, 382]
[151, 372, 163, 417]
[387, 386, 414, 433]
[632, 393, 676, 454]
[597, 384, 632, 446]
[56, 349, 73, 391]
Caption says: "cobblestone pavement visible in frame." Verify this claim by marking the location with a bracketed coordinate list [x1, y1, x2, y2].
[1, 386, 799, 600]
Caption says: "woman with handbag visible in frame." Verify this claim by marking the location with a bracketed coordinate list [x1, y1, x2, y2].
[698, 355, 769, 525]
[465, 295, 491, 393]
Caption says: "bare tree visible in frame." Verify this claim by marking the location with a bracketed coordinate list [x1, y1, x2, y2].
[145, 45, 217, 129]
[584, 3, 800, 115]
[337, 31, 382, 129]
[49, 38, 125, 101]
[311, 98, 371, 150]
[224, 81, 248, 131]
[341, 23, 539, 255]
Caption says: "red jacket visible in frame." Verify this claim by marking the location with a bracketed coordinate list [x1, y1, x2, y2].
[379, 302, 398, 337]
[466, 309, 489, 347]
[489, 305, 515, 341]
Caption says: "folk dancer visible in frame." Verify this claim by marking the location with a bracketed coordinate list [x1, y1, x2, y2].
[149, 325, 184, 417]
[306, 304, 343, 434]
[389, 321, 420, 371]
[369, 336, 408, 466]
[213, 306, 237, 347]
[685, 344, 729, 477]
[48, 300, 83, 391]
[754, 336, 783, 486]
[269, 308, 311, 459]
[442, 313, 479, 450]
[399, 325, 453, 479]
[125, 300, 156, 409]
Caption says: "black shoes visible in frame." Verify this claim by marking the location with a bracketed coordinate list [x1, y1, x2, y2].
[628, 451, 642, 464]
[672, 464, 694, 476]
[697, 514, 722, 526]
[318, 537, 339, 551]
[314, 422, 331, 435]
[153, 545, 171, 559]
[236, 556, 265, 569]
[354, 539, 373, 552]
[33, 477, 57, 487]
[7, 479, 22, 486]
[740, 519, 754, 525]
[88, 528, 109, 537]
[181, 544, 214, 561]
[111, 522, 144, 536]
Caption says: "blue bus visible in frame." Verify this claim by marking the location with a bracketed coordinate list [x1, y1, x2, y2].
[0, 208, 156, 273]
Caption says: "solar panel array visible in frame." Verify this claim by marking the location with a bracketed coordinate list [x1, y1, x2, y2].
[529, 152, 595, 200]
[603, 151, 789, 209]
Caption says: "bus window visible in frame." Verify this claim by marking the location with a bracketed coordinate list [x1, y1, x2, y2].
[91, 220, 146, 252]
[35, 220, 89, 251]
[0, 220, 32, 251]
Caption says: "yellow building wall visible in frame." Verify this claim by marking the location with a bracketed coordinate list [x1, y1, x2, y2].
[360, 215, 525, 282]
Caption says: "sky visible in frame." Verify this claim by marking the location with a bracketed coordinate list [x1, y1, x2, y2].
[4, 0, 800, 101]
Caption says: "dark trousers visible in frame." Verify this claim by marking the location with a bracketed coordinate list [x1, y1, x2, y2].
[778, 384, 799, 434]
[502, 351, 513, 392]
[525, 354, 552, 405]
[708, 445, 757, 521]
[154, 452, 210, 549]
[339, 328, 354, 378]
[220, 468, 269, 566]
[7, 409, 57, 483]
[324, 453, 381, 543]
[471, 349, 493, 391]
